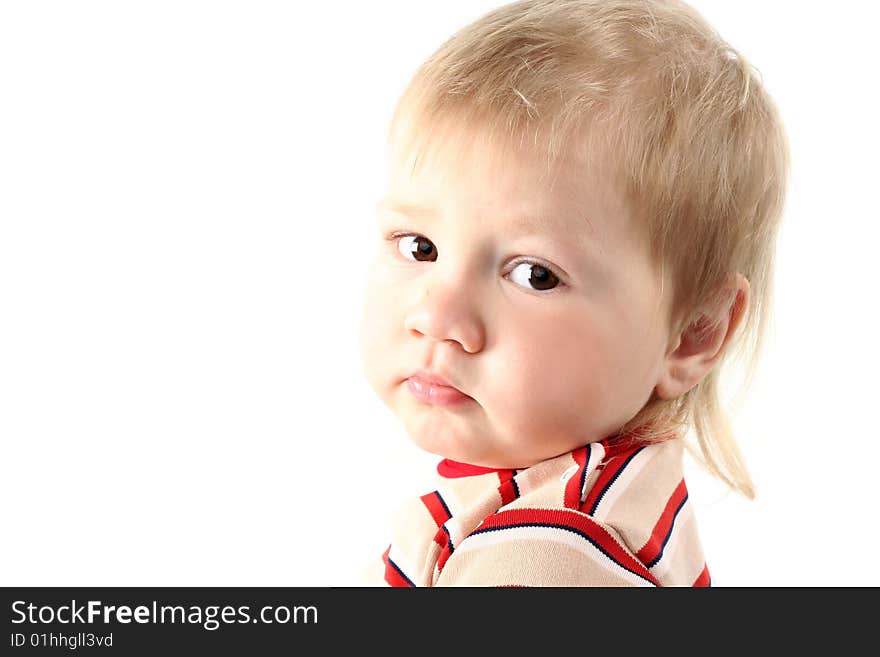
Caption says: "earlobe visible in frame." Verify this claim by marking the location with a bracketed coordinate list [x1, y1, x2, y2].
[654, 273, 750, 400]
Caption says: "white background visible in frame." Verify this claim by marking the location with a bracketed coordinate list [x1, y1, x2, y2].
[1, 1, 877, 587]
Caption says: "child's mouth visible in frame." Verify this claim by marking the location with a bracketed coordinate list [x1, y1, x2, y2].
[405, 372, 474, 406]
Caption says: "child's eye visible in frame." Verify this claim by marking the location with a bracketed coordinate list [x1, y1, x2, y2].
[508, 262, 561, 291]
[396, 234, 438, 262]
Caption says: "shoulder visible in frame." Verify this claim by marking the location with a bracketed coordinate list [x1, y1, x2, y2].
[582, 438, 710, 586]
[436, 505, 660, 586]
[580, 437, 685, 521]
[436, 438, 709, 586]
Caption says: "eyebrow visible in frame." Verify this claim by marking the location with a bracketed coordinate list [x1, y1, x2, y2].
[375, 199, 440, 220]
[378, 197, 597, 243]
[376, 198, 564, 230]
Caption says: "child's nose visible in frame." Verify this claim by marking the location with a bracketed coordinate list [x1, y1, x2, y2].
[403, 276, 486, 354]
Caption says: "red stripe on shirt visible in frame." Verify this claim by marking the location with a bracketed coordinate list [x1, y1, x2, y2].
[382, 546, 415, 587]
[472, 507, 660, 586]
[437, 459, 505, 478]
[420, 492, 452, 528]
[580, 443, 642, 515]
[600, 435, 642, 459]
[497, 469, 519, 506]
[437, 537, 453, 573]
[636, 479, 689, 566]
[693, 563, 711, 587]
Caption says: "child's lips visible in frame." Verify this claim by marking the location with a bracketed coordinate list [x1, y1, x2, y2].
[405, 371, 474, 406]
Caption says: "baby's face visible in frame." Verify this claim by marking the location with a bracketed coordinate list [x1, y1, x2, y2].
[360, 132, 674, 469]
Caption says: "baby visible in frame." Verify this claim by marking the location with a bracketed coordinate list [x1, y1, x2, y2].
[358, 0, 789, 586]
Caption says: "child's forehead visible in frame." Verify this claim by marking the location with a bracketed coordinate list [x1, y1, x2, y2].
[383, 124, 629, 241]
[391, 121, 578, 183]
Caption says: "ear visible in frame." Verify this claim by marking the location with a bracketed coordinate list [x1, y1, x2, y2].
[655, 272, 750, 400]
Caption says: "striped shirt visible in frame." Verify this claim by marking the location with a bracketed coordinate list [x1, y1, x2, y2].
[366, 436, 710, 587]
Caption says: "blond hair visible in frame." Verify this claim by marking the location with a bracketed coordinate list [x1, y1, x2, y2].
[385, 0, 790, 498]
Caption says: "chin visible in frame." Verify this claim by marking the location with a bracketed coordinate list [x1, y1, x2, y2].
[406, 429, 451, 458]
[404, 426, 469, 463]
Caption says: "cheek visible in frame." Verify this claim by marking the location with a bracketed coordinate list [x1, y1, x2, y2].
[360, 262, 419, 394]
[358, 272, 399, 388]
[601, 300, 668, 393]
[488, 313, 610, 422]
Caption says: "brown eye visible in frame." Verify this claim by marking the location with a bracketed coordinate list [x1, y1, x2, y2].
[397, 235, 437, 262]
[509, 262, 560, 291]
